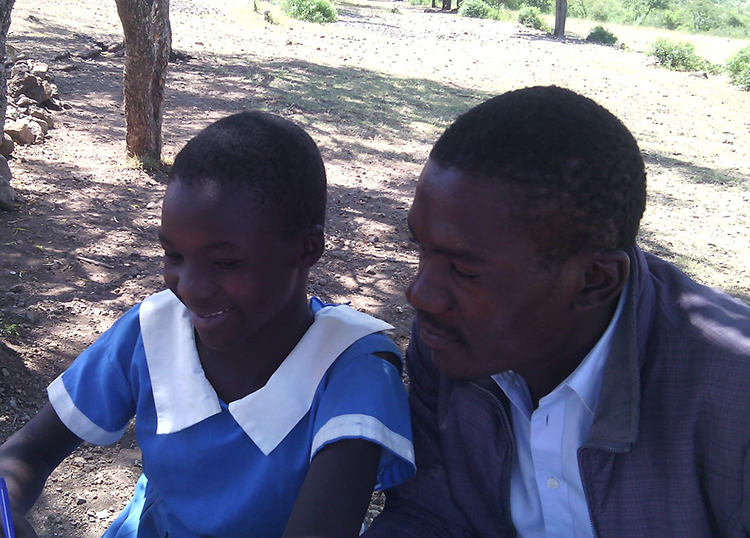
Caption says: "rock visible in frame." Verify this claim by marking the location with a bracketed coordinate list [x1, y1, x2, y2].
[0, 134, 14, 158]
[42, 97, 64, 111]
[4, 44, 25, 65]
[15, 95, 36, 108]
[9, 284, 24, 293]
[73, 45, 102, 60]
[31, 117, 49, 135]
[146, 201, 157, 209]
[8, 69, 52, 103]
[0, 155, 14, 211]
[31, 62, 49, 77]
[29, 108, 54, 129]
[5, 119, 38, 145]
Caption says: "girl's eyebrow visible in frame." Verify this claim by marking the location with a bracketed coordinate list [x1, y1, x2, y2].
[157, 230, 239, 252]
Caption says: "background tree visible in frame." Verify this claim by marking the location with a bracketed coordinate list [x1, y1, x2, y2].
[114, 0, 171, 165]
[554, 0, 568, 36]
[0, 0, 16, 135]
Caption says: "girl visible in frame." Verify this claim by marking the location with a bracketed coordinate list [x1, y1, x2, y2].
[0, 111, 415, 537]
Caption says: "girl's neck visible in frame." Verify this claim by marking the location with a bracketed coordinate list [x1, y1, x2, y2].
[197, 295, 315, 403]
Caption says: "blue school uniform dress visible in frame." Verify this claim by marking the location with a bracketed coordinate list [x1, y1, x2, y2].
[47, 290, 415, 538]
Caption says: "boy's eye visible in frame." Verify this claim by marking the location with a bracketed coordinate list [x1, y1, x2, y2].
[163, 252, 182, 263]
[452, 264, 479, 280]
[215, 260, 241, 270]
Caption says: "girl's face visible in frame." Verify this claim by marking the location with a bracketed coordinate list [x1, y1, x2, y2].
[158, 180, 307, 356]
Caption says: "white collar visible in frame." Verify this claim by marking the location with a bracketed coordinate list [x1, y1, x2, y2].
[139, 290, 393, 455]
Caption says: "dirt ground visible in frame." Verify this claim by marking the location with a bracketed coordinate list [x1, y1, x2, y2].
[0, 0, 748, 535]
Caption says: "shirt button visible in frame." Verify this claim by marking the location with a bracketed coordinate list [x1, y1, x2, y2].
[546, 477, 560, 490]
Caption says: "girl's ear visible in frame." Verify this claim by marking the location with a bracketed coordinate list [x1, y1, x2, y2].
[298, 224, 325, 269]
[574, 250, 630, 310]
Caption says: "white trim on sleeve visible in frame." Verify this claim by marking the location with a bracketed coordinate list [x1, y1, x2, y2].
[47, 375, 127, 445]
[310, 414, 415, 466]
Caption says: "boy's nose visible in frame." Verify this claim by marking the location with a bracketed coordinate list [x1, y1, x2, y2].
[406, 261, 450, 314]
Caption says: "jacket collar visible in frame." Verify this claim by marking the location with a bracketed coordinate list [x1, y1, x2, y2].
[586, 245, 655, 451]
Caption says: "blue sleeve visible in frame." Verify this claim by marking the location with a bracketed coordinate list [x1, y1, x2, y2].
[47, 304, 142, 445]
[311, 332, 415, 491]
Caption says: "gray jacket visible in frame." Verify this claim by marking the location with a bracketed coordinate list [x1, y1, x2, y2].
[366, 246, 750, 537]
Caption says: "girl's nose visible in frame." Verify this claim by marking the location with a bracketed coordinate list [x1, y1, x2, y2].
[176, 264, 217, 304]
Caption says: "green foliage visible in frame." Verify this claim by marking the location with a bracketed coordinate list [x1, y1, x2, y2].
[408, 0, 432, 5]
[281, 0, 338, 23]
[459, 0, 493, 17]
[0, 318, 20, 339]
[518, 6, 551, 30]
[726, 45, 750, 90]
[521, 0, 552, 14]
[458, 0, 514, 19]
[686, 0, 719, 30]
[491, 5, 515, 19]
[648, 37, 708, 71]
[658, 9, 682, 29]
[587, 25, 619, 44]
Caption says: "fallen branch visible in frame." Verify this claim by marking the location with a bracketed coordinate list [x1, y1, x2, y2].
[76, 256, 115, 269]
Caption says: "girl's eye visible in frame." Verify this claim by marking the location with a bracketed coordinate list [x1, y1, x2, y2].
[163, 252, 182, 263]
[215, 260, 241, 270]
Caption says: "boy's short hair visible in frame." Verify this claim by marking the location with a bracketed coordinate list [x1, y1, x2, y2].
[430, 86, 647, 264]
[169, 111, 327, 237]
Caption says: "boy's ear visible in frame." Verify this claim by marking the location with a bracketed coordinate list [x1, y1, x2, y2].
[573, 250, 630, 310]
[298, 224, 325, 268]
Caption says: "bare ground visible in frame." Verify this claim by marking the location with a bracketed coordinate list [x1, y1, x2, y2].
[1, 0, 749, 535]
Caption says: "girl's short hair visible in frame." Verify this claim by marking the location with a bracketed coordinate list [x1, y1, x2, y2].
[169, 111, 327, 237]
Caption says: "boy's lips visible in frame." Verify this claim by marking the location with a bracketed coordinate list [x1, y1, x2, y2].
[417, 314, 464, 349]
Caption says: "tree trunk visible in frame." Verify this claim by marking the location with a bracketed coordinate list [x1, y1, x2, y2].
[114, 0, 171, 164]
[442, 0, 451, 10]
[554, 0, 567, 37]
[0, 0, 16, 135]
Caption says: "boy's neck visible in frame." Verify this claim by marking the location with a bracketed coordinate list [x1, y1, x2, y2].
[196, 293, 314, 403]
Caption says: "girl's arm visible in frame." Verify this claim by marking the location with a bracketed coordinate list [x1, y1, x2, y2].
[282, 438, 382, 538]
[0, 403, 84, 537]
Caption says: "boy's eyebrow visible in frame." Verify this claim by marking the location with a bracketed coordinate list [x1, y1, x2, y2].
[407, 221, 487, 264]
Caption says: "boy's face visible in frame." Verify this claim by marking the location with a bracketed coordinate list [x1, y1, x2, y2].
[158, 180, 306, 355]
[406, 160, 591, 382]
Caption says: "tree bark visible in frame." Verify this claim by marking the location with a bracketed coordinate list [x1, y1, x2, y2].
[554, 0, 567, 38]
[0, 0, 16, 135]
[442, 0, 452, 10]
[114, 0, 171, 163]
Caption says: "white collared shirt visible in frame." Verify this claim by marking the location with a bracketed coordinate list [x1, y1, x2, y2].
[492, 284, 628, 538]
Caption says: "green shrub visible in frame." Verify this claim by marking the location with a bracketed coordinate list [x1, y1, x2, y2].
[587, 25, 618, 44]
[281, 0, 338, 22]
[522, 0, 552, 14]
[518, 6, 551, 31]
[459, 0, 493, 18]
[726, 45, 750, 90]
[490, 5, 514, 20]
[648, 38, 707, 71]
[659, 9, 682, 29]
[568, 0, 587, 18]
